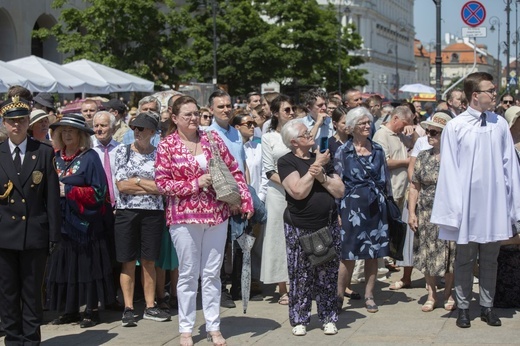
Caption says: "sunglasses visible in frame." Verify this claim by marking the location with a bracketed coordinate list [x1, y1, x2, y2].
[239, 121, 256, 128]
[283, 107, 295, 113]
[130, 125, 145, 132]
[503, 100, 514, 105]
[425, 128, 441, 137]
[202, 114, 213, 120]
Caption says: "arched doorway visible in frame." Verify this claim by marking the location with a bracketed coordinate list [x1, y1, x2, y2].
[32, 14, 60, 63]
[0, 8, 17, 61]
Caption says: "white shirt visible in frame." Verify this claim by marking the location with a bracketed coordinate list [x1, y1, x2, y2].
[411, 136, 432, 158]
[92, 138, 120, 205]
[431, 106, 520, 244]
[8, 138, 28, 166]
[244, 139, 267, 202]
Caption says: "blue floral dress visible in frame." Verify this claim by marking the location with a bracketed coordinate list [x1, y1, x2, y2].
[334, 139, 391, 260]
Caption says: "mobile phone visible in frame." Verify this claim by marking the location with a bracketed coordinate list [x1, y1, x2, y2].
[319, 137, 328, 153]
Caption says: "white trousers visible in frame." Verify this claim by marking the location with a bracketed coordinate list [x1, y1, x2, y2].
[170, 221, 228, 333]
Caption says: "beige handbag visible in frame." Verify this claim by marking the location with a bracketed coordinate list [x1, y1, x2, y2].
[206, 131, 242, 206]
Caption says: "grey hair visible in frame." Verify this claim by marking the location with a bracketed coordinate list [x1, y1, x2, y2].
[138, 96, 162, 112]
[392, 105, 414, 122]
[93, 111, 116, 131]
[345, 107, 373, 131]
[281, 119, 305, 150]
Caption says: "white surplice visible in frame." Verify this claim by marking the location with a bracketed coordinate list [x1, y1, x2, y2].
[430, 106, 520, 244]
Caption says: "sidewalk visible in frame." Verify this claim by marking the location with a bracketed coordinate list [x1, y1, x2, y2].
[2, 269, 518, 345]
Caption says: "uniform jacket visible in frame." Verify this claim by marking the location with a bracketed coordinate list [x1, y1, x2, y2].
[0, 137, 61, 250]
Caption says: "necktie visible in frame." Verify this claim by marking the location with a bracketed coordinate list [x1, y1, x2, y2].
[104, 146, 115, 206]
[480, 112, 487, 127]
[13, 147, 21, 174]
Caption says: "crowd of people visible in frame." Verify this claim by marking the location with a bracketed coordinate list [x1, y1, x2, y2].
[0, 72, 519, 346]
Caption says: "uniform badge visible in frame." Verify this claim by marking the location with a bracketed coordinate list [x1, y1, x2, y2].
[32, 171, 43, 184]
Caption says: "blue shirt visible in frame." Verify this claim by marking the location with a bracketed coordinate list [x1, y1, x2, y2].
[301, 114, 335, 150]
[209, 122, 246, 173]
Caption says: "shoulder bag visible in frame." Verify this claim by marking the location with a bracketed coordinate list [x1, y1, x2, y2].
[205, 131, 242, 207]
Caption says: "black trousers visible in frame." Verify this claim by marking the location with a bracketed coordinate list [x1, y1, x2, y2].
[0, 248, 47, 346]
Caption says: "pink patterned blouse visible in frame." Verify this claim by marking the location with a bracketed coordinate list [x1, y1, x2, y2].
[155, 130, 253, 226]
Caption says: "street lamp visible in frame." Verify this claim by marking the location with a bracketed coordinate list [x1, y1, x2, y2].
[337, 1, 350, 93]
[212, 0, 217, 89]
[490, 16, 502, 87]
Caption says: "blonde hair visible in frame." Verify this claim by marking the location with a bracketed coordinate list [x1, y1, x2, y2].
[52, 126, 92, 151]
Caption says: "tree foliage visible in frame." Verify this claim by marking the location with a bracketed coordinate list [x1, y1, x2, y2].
[34, 0, 367, 94]
[34, 0, 191, 87]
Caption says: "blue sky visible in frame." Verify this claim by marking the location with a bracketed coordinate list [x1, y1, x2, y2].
[414, 0, 515, 64]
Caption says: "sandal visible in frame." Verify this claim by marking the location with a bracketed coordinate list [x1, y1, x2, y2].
[389, 280, 411, 290]
[444, 298, 456, 311]
[421, 300, 436, 312]
[207, 331, 227, 346]
[365, 297, 379, 313]
[278, 293, 289, 305]
[292, 324, 306, 336]
[180, 333, 193, 346]
[323, 322, 338, 335]
[344, 290, 361, 300]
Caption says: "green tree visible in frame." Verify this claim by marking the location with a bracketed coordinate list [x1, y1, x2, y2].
[33, 0, 192, 88]
[180, 0, 286, 95]
[256, 0, 367, 91]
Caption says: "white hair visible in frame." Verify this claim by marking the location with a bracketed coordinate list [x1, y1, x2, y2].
[281, 119, 305, 150]
[93, 111, 116, 131]
[345, 107, 373, 131]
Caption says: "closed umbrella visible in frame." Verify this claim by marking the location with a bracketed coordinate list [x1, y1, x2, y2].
[235, 232, 256, 314]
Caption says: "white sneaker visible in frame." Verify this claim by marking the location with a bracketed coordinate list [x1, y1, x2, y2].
[323, 322, 338, 335]
[292, 324, 306, 336]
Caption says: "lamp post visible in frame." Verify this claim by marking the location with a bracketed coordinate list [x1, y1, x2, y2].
[212, 0, 217, 89]
[506, 0, 512, 90]
[337, 1, 350, 93]
[390, 19, 406, 100]
[490, 16, 502, 87]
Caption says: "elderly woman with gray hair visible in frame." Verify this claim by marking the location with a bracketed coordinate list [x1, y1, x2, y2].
[334, 107, 392, 314]
[277, 119, 344, 337]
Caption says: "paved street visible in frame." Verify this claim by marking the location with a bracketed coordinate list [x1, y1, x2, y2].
[1, 269, 518, 345]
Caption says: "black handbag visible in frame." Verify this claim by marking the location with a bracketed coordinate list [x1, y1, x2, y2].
[354, 153, 406, 261]
[288, 210, 337, 267]
[385, 195, 407, 261]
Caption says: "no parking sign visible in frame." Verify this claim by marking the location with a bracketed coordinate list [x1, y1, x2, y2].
[461, 1, 486, 27]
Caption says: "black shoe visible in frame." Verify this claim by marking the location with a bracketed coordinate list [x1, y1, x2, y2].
[121, 308, 137, 327]
[344, 290, 361, 300]
[249, 293, 264, 301]
[80, 311, 99, 328]
[143, 306, 171, 322]
[480, 307, 501, 326]
[51, 312, 82, 325]
[456, 309, 471, 328]
[168, 295, 178, 310]
[220, 290, 236, 308]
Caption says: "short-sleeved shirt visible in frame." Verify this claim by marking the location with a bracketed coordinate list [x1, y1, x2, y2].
[209, 122, 246, 174]
[372, 125, 410, 199]
[114, 145, 163, 210]
[410, 135, 432, 158]
[278, 152, 337, 230]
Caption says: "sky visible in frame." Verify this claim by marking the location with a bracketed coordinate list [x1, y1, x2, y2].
[414, 0, 517, 65]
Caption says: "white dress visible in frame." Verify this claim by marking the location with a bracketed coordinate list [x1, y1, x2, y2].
[260, 131, 291, 284]
[431, 107, 520, 244]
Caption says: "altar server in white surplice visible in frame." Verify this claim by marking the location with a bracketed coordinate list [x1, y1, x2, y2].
[431, 72, 520, 329]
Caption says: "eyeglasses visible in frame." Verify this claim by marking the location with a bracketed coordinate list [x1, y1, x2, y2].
[476, 88, 496, 95]
[130, 125, 145, 132]
[356, 121, 372, 127]
[283, 106, 295, 113]
[296, 130, 312, 139]
[425, 128, 441, 137]
[179, 112, 200, 119]
[201, 114, 213, 120]
[503, 100, 514, 104]
[239, 121, 256, 128]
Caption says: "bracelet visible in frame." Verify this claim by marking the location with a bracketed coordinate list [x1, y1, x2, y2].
[318, 174, 327, 184]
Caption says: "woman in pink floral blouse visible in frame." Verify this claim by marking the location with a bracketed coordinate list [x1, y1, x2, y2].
[155, 95, 253, 346]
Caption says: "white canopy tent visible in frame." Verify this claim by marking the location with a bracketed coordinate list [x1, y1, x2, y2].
[7, 56, 109, 94]
[0, 60, 55, 92]
[63, 59, 154, 92]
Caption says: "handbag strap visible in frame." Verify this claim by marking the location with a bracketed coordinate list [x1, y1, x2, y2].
[205, 130, 222, 160]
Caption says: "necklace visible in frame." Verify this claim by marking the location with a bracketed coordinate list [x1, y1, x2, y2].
[62, 147, 81, 161]
[183, 137, 199, 155]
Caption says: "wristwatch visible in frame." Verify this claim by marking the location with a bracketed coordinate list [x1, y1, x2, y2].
[136, 177, 141, 186]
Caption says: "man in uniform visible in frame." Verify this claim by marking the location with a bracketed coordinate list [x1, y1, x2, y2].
[0, 96, 61, 345]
